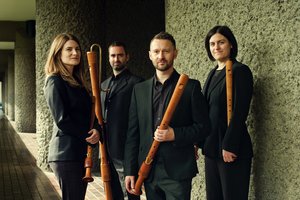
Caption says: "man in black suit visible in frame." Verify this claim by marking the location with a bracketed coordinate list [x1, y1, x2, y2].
[124, 32, 210, 200]
[101, 41, 143, 200]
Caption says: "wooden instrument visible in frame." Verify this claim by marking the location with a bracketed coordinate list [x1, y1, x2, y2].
[86, 44, 113, 200]
[225, 59, 233, 125]
[129, 74, 189, 196]
[82, 101, 96, 182]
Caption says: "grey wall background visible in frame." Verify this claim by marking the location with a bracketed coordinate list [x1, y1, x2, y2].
[14, 31, 36, 133]
[165, 0, 300, 199]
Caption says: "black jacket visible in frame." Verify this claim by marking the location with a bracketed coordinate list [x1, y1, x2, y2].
[44, 75, 92, 162]
[100, 69, 143, 160]
[202, 60, 253, 159]
[124, 71, 210, 180]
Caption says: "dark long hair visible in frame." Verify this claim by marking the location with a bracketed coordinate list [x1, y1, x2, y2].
[205, 25, 238, 61]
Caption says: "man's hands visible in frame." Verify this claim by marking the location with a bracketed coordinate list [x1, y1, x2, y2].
[125, 176, 136, 194]
[154, 126, 175, 142]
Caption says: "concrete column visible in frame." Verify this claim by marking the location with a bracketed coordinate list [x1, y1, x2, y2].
[0, 81, 2, 106]
[4, 72, 8, 114]
[14, 31, 36, 132]
[36, 0, 105, 170]
[7, 54, 15, 120]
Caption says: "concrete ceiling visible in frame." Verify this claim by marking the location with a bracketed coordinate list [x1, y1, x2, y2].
[0, 0, 35, 21]
[0, 0, 35, 50]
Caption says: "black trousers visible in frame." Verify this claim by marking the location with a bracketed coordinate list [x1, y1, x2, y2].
[111, 158, 140, 200]
[107, 158, 126, 200]
[144, 158, 192, 200]
[204, 156, 252, 200]
[50, 161, 87, 200]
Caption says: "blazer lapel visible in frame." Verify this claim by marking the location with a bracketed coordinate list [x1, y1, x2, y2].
[203, 69, 215, 96]
[204, 67, 225, 99]
[109, 77, 127, 99]
[101, 77, 111, 103]
[163, 74, 179, 113]
[141, 78, 154, 133]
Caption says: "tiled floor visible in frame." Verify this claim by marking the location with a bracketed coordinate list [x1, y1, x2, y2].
[0, 110, 60, 199]
[1, 108, 146, 200]
[1, 115, 106, 199]
[17, 132, 106, 200]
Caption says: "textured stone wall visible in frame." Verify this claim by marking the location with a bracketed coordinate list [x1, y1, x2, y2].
[0, 82, 2, 105]
[7, 55, 14, 120]
[4, 72, 8, 114]
[14, 31, 36, 132]
[166, 0, 300, 199]
[36, 0, 105, 170]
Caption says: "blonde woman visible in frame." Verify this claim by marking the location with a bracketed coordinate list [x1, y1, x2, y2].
[44, 33, 100, 200]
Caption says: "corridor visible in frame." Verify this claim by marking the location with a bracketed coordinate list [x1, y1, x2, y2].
[0, 108, 105, 200]
[0, 108, 60, 199]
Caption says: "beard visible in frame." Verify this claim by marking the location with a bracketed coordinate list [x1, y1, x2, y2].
[153, 60, 173, 72]
[112, 64, 126, 72]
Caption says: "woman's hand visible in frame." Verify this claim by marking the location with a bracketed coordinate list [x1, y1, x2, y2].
[85, 129, 100, 144]
[222, 149, 237, 162]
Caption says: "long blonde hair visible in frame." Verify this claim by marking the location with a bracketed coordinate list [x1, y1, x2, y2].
[44, 33, 89, 91]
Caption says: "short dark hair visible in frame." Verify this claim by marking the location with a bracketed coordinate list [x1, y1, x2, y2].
[205, 25, 238, 61]
[108, 41, 128, 55]
[150, 31, 176, 48]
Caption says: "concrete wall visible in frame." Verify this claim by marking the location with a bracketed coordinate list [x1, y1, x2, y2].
[0, 82, 2, 106]
[4, 72, 8, 114]
[0, 82, 2, 105]
[14, 31, 36, 133]
[7, 54, 14, 120]
[165, 0, 300, 199]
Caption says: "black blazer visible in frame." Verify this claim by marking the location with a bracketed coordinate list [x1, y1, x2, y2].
[202, 60, 253, 159]
[124, 71, 210, 181]
[100, 69, 143, 160]
[44, 75, 92, 162]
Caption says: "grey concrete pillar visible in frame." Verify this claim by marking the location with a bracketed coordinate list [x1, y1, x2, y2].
[0, 82, 2, 106]
[36, 0, 105, 170]
[4, 71, 8, 114]
[14, 31, 36, 132]
[7, 54, 15, 120]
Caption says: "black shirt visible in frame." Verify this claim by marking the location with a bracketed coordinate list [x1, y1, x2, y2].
[152, 71, 179, 131]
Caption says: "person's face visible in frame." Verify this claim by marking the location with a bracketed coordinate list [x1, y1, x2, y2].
[209, 33, 232, 62]
[149, 39, 177, 72]
[60, 40, 81, 69]
[109, 46, 129, 72]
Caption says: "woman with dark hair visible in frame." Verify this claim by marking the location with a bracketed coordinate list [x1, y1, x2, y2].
[202, 25, 253, 200]
[44, 33, 100, 200]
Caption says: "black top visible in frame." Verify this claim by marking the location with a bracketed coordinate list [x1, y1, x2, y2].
[152, 71, 177, 130]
